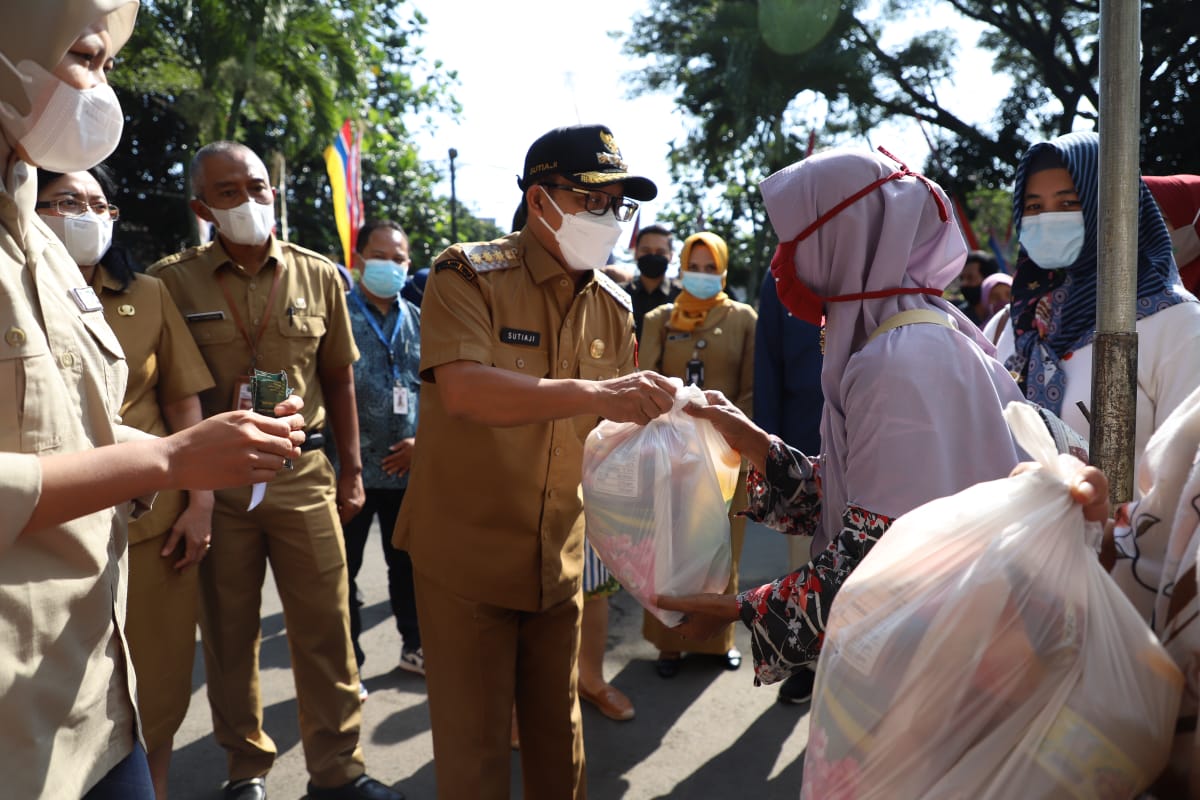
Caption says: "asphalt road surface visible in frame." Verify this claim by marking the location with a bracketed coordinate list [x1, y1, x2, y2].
[168, 521, 810, 799]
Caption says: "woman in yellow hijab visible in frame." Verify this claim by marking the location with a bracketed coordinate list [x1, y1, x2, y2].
[639, 231, 758, 676]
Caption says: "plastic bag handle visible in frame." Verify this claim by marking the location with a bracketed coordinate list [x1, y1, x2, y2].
[1004, 400, 1065, 477]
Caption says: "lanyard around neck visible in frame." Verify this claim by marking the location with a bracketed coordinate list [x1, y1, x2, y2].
[216, 263, 284, 368]
[350, 287, 406, 377]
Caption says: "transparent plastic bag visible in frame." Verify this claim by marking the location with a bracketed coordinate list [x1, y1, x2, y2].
[802, 401, 1184, 800]
[582, 380, 739, 626]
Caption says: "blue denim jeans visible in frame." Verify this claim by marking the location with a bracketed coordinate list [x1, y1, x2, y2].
[83, 742, 154, 800]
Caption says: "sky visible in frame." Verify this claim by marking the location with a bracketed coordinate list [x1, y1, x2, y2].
[409, 0, 1012, 240]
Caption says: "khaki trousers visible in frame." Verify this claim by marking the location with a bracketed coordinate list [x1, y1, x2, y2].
[198, 451, 364, 786]
[414, 570, 586, 800]
[125, 535, 200, 752]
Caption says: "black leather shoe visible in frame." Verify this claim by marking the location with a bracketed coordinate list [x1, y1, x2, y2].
[724, 648, 743, 670]
[654, 655, 681, 679]
[777, 667, 816, 705]
[307, 775, 405, 800]
[224, 777, 267, 800]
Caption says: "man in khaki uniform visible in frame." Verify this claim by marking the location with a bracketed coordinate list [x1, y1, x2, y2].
[149, 142, 403, 800]
[394, 124, 676, 799]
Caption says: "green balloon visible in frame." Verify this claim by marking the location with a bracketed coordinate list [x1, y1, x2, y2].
[759, 0, 840, 55]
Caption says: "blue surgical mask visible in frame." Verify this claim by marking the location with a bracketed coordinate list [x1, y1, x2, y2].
[1019, 211, 1086, 270]
[361, 258, 408, 297]
[681, 271, 724, 300]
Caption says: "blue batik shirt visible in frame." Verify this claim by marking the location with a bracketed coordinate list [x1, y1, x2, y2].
[347, 285, 421, 489]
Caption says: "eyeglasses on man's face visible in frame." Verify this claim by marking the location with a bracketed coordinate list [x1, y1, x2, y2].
[36, 198, 120, 221]
[544, 183, 638, 222]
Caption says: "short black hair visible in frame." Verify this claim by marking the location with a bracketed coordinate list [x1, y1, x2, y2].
[511, 199, 528, 233]
[356, 219, 408, 253]
[965, 249, 999, 277]
[636, 224, 672, 246]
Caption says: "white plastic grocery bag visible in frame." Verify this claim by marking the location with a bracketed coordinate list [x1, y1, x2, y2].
[582, 380, 739, 626]
[801, 401, 1184, 800]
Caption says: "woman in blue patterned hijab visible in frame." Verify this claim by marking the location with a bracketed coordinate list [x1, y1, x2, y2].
[1004, 131, 1200, 463]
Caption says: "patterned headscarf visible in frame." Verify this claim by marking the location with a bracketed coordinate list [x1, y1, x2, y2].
[1007, 131, 1190, 416]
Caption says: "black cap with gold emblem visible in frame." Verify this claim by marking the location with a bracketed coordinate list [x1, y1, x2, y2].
[517, 124, 658, 201]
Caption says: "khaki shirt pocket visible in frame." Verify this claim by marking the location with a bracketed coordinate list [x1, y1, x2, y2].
[0, 331, 68, 453]
[578, 360, 620, 382]
[278, 313, 327, 375]
[574, 359, 619, 441]
[492, 344, 549, 378]
[187, 318, 239, 348]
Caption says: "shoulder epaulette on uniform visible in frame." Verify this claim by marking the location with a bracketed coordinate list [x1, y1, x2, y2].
[434, 242, 522, 284]
[147, 244, 206, 273]
[594, 270, 633, 313]
[280, 240, 336, 268]
[462, 242, 522, 273]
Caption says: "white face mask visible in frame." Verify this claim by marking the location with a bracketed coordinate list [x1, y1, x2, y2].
[1019, 210, 1086, 270]
[0, 58, 124, 173]
[41, 211, 113, 267]
[206, 198, 276, 246]
[538, 187, 623, 271]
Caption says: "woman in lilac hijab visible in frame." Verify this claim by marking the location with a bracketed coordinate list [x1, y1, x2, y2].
[657, 147, 1025, 685]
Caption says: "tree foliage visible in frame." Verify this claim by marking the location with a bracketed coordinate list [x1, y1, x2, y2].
[106, 0, 500, 269]
[624, 0, 1199, 292]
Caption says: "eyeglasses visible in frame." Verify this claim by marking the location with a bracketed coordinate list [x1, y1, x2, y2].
[544, 183, 639, 222]
[35, 198, 120, 221]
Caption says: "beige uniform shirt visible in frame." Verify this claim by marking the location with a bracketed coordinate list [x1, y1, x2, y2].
[0, 161, 141, 798]
[92, 267, 215, 544]
[148, 237, 359, 430]
[395, 229, 637, 611]
[641, 298, 758, 415]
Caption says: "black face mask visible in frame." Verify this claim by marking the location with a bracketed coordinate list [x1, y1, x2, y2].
[637, 253, 669, 279]
[961, 285, 982, 306]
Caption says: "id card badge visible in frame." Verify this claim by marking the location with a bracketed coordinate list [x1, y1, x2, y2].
[393, 381, 409, 415]
[685, 358, 705, 388]
[232, 376, 254, 411]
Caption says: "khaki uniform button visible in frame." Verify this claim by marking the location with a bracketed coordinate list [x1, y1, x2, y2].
[5, 327, 26, 346]
[516, 358, 525, 369]
[560, 359, 569, 370]
[60, 352, 76, 368]
[553, 447, 562, 456]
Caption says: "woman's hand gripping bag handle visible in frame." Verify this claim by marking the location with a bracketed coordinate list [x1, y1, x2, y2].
[581, 380, 735, 626]
[799, 401, 1183, 800]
